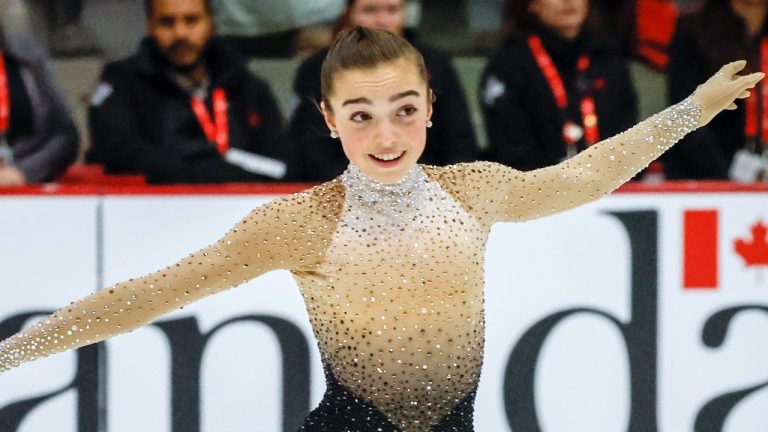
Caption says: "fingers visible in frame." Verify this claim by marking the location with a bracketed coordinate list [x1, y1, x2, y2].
[737, 71, 765, 86]
[751, 71, 764, 84]
[728, 73, 765, 98]
[715, 60, 747, 80]
[725, 103, 738, 110]
[729, 60, 748, 74]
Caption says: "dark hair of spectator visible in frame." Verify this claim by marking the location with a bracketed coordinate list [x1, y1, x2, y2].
[501, 0, 602, 37]
[335, 0, 358, 33]
[320, 26, 428, 112]
[144, 0, 213, 16]
[687, 0, 768, 69]
[335, 0, 406, 35]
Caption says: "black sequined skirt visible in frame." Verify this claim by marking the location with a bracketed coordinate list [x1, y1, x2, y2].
[297, 369, 476, 432]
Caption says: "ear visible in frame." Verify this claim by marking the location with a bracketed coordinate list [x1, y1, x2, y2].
[528, 0, 541, 15]
[320, 101, 338, 133]
[427, 89, 434, 121]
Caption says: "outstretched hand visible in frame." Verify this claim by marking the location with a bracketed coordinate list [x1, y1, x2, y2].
[694, 60, 764, 127]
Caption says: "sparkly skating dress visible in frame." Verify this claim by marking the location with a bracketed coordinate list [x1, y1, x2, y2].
[0, 98, 700, 431]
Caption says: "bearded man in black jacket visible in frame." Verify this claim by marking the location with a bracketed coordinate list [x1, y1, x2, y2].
[87, 0, 289, 184]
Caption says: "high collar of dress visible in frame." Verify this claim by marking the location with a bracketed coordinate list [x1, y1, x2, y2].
[341, 163, 427, 207]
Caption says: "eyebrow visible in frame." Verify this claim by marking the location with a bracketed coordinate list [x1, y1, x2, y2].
[341, 90, 421, 107]
[342, 97, 371, 107]
[390, 90, 420, 102]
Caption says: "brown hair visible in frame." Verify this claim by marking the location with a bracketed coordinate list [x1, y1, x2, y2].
[320, 26, 428, 111]
[144, 0, 213, 16]
[688, 0, 767, 71]
[335, 0, 357, 33]
[502, 0, 603, 37]
[335, 0, 407, 34]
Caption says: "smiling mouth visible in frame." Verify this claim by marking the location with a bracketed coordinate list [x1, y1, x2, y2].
[370, 152, 405, 164]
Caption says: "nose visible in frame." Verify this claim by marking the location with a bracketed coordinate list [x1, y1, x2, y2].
[171, 21, 191, 40]
[372, 12, 390, 30]
[374, 119, 398, 148]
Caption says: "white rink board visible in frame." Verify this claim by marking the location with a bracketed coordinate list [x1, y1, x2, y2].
[0, 192, 766, 431]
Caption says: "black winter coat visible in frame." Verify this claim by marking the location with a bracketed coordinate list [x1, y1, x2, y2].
[667, 11, 766, 180]
[87, 38, 289, 184]
[480, 28, 638, 171]
[287, 38, 479, 182]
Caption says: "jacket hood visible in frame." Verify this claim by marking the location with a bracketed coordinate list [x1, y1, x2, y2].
[3, 33, 46, 65]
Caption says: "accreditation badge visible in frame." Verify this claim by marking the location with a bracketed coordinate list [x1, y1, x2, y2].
[563, 121, 584, 144]
[562, 121, 584, 159]
[729, 149, 768, 183]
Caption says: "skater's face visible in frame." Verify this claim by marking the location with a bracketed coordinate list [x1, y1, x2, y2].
[147, 0, 213, 70]
[321, 58, 433, 184]
[528, 0, 589, 40]
[348, 0, 407, 36]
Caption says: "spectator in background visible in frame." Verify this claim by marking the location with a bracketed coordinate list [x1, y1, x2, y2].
[667, 0, 768, 181]
[480, 0, 637, 171]
[465, 0, 505, 55]
[591, 0, 678, 71]
[287, 0, 480, 182]
[88, 0, 289, 184]
[212, 0, 345, 57]
[46, 0, 100, 57]
[0, 18, 78, 186]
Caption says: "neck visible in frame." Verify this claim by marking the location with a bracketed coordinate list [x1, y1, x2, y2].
[732, 0, 768, 36]
[557, 25, 581, 41]
[342, 164, 425, 210]
[177, 62, 208, 87]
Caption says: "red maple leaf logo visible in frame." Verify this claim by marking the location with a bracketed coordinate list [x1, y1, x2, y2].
[734, 220, 768, 267]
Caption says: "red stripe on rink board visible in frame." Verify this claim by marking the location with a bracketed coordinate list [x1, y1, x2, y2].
[684, 210, 719, 289]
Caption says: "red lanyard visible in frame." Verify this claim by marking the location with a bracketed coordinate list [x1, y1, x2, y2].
[527, 35, 600, 146]
[744, 38, 768, 150]
[0, 54, 10, 135]
[190, 88, 229, 154]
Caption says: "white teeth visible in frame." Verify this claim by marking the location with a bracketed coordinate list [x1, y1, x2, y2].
[373, 152, 403, 161]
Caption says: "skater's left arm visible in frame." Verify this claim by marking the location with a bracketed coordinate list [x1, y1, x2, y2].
[445, 61, 762, 226]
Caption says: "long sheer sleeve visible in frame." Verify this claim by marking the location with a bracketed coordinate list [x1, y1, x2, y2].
[428, 96, 701, 226]
[0, 182, 343, 374]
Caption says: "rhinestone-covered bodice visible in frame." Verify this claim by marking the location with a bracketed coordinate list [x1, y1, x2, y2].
[295, 164, 487, 430]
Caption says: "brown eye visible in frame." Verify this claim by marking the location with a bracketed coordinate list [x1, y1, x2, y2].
[185, 15, 201, 26]
[158, 17, 174, 27]
[350, 112, 372, 123]
[397, 105, 418, 117]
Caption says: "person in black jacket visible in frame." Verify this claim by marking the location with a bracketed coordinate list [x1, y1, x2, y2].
[87, 0, 289, 184]
[667, 0, 768, 181]
[287, 0, 480, 182]
[0, 28, 78, 186]
[480, 0, 638, 171]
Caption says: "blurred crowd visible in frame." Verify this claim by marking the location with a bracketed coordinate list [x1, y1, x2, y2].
[0, 0, 766, 187]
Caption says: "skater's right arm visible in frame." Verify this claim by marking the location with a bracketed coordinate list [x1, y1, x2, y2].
[0, 182, 343, 374]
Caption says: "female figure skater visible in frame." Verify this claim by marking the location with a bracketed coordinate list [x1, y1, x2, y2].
[0, 27, 763, 432]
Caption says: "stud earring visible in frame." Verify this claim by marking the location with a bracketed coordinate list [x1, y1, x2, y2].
[330, 131, 339, 139]
[427, 120, 433, 128]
